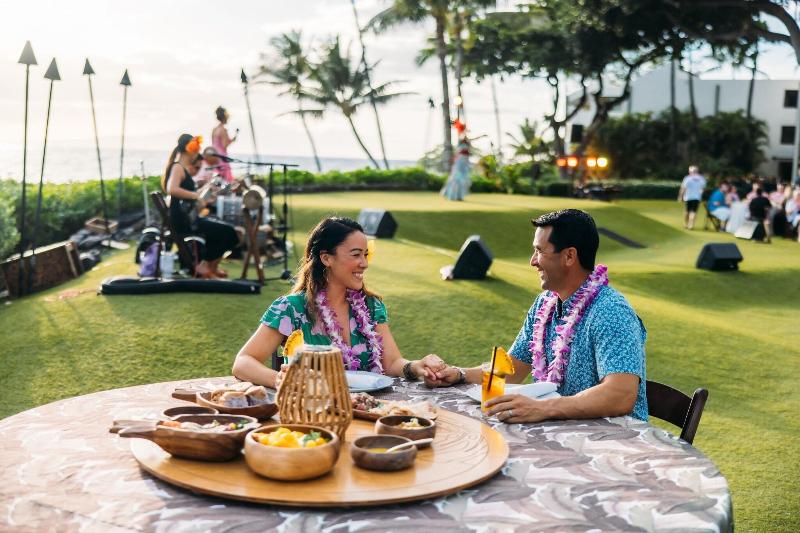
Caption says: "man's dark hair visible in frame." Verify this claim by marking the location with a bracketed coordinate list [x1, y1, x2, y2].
[532, 209, 599, 271]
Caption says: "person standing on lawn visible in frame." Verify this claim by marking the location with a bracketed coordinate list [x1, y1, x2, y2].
[428, 209, 648, 423]
[678, 165, 707, 230]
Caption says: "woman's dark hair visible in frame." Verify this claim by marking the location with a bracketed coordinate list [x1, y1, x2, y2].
[162, 133, 194, 190]
[291, 216, 379, 322]
[215, 106, 227, 122]
[532, 209, 599, 271]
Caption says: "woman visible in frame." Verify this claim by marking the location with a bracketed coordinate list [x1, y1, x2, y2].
[212, 106, 237, 183]
[163, 133, 239, 278]
[232, 216, 453, 388]
[441, 135, 472, 201]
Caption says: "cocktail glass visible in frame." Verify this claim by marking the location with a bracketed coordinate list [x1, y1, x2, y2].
[481, 362, 505, 412]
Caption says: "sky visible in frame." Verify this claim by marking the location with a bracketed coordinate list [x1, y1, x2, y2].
[2, 0, 799, 168]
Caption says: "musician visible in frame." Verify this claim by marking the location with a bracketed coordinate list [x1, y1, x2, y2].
[212, 106, 237, 182]
[163, 133, 239, 279]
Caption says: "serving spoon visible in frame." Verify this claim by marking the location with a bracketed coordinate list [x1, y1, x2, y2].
[386, 438, 434, 452]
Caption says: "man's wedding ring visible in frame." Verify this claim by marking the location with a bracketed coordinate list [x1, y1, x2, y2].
[507, 409, 513, 419]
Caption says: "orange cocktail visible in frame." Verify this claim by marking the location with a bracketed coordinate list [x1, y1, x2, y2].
[481, 362, 505, 411]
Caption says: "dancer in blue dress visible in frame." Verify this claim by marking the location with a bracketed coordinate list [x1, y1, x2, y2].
[441, 136, 472, 201]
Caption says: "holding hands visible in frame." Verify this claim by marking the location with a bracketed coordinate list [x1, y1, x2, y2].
[409, 354, 464, 388]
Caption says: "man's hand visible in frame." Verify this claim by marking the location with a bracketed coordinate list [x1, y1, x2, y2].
[412, 355, 462, 388]
[485, 394, 552, 423]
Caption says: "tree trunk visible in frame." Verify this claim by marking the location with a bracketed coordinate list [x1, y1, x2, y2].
[747, 50, 757, 121]
[686, 53, 698, 158]
[298, 103, 322, 173]
[345, 114, 380, 169]
[490, 76, 502, 165]
[436, 15, 453, 173]
[351, 0, 390, 169]
[454, 11, 466, 125]
[670, 57, 677, 160]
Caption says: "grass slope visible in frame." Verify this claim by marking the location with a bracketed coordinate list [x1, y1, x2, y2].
[1, 192, 798, 531]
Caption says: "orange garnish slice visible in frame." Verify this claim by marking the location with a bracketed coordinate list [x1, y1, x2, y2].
[493, 346, 515, 377]
[283, 330, 304, 358]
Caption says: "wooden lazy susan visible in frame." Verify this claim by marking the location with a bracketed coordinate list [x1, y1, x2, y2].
[130, 408, 509, 507]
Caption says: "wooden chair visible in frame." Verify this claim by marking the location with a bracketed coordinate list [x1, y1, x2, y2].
[150, 192, 202, 276]
[646, 380, 708, 444]
[240, 206, 265, 284]
[703, 203, 722, 232]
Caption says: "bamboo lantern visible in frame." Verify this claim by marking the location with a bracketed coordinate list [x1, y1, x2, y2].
[277, 345, 353, 441]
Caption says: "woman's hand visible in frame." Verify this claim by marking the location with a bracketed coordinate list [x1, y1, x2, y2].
[412, 355, 462, 388]
[275, 364, 289, 391]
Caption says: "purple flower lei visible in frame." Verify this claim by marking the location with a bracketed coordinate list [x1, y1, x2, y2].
[528, 264, 609, 386]
[314, 289, 384, 373]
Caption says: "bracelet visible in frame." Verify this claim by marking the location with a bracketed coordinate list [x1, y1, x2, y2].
[402, 361, 419, 381]
[453, 367, 467, 385]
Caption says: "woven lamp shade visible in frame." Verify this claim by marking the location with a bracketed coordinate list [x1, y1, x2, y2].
[277, 345, 353, 441]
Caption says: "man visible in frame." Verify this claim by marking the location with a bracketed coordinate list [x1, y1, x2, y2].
[707, 181, 731, 228]
[432, 209, 648, 423]
[678, 165, 707, 230]
[748, 187, 772, 243]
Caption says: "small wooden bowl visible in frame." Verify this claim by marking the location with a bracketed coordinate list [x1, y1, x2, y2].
[117, 414, 259, 462]
[375, 415, 436, 447]
[350, 435, 417, 471]
[244, 424, 340, 481]
[172, 388, 278, 420]
[162, 405, 218, 419]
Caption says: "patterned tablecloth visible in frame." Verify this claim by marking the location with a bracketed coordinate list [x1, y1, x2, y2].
[0, 377, 732, 532]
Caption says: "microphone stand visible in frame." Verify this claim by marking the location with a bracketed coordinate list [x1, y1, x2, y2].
[226, 157, 298, 282]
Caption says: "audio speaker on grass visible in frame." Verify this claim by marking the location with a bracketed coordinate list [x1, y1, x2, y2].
[734, 220, 766, 241]
[441, 235, 494, 280]
[358, 208, 397, 238]
[696, 243, 743, 271]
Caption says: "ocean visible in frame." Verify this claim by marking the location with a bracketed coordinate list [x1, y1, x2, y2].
[0, 143, 417, 183]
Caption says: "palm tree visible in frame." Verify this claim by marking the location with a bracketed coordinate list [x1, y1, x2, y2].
[368, 1, 455, 172]
[254, 31, 324, 172]
[506, 119, 552, 162]
[351, 0, 391, 169]
[304, 37, 408, 169]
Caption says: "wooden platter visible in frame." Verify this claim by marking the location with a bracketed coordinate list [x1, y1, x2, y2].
[130, 408, 508, 507]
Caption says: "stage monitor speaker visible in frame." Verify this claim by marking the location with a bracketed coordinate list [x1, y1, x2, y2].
[734, 220, 766, 241]
[358, 208, 397, 238]
[695, 243, 743, 271]
[442, 235, 493, 280]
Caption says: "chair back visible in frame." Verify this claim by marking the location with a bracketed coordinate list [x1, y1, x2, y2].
[150, 191, 198, 275]
[646, 380, 708, 444]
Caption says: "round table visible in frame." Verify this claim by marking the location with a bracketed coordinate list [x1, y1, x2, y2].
[0, 378, 732, 531]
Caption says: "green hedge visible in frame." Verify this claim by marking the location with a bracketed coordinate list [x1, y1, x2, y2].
[584, 179, 681, 199]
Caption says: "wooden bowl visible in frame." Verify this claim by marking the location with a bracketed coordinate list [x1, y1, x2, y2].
[162, 405, 218, 419]
[117, 414, 259, 462]
[244, 424, 340, 481]
[374, 415, 436, 448]
[350, 435, 417, 471]
[172, 388, 278, 420]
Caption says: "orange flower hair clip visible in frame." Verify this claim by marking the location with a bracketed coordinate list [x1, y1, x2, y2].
[186, 135, 203, 154]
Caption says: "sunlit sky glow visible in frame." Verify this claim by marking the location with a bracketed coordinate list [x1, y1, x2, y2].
[2, 0, 798, 165]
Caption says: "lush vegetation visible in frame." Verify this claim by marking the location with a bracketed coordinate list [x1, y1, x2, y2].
[1, 192, 798, 531]
[591, 110, 769, 180]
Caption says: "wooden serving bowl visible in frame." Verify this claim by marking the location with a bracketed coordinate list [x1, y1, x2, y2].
[244, 424, 340, 481]
[117, 414, 259, 462]
[162, 405, 218, 418]
[172, 388, 278, 420]
[350, 435, 417, 471]
[374, 415, 436, 448]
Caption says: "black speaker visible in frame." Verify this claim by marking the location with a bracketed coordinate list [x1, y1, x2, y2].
[696, 243, 743, 271]
[443, 235, 493, 279]
[358, 208, 397, 238]
[734, 220, 766, 241]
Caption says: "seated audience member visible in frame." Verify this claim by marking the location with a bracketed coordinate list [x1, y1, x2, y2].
[748, 187, 772, 243]
[786, 189, 800, 242]
[428, 209, 648, 423]
[707, 182, 731, 227]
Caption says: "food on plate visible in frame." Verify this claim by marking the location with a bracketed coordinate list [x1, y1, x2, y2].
[350, 392, 437, 419]
[158, 419, 251, 432]
[283, 330, 304, 359]
[251, 426, 330, 448]
[208, 383, 273, 407]
[397, 418, 423, 429]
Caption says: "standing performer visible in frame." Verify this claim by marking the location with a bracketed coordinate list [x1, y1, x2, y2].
[441, 134, 472, 201]
[212, 106, 238, 183]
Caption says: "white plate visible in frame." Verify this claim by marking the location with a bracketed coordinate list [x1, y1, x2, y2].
[345, 371, 394, 393]
[461, 382, 560, 402]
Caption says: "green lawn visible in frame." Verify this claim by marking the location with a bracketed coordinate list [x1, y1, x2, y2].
[1, 192, 798, 531]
